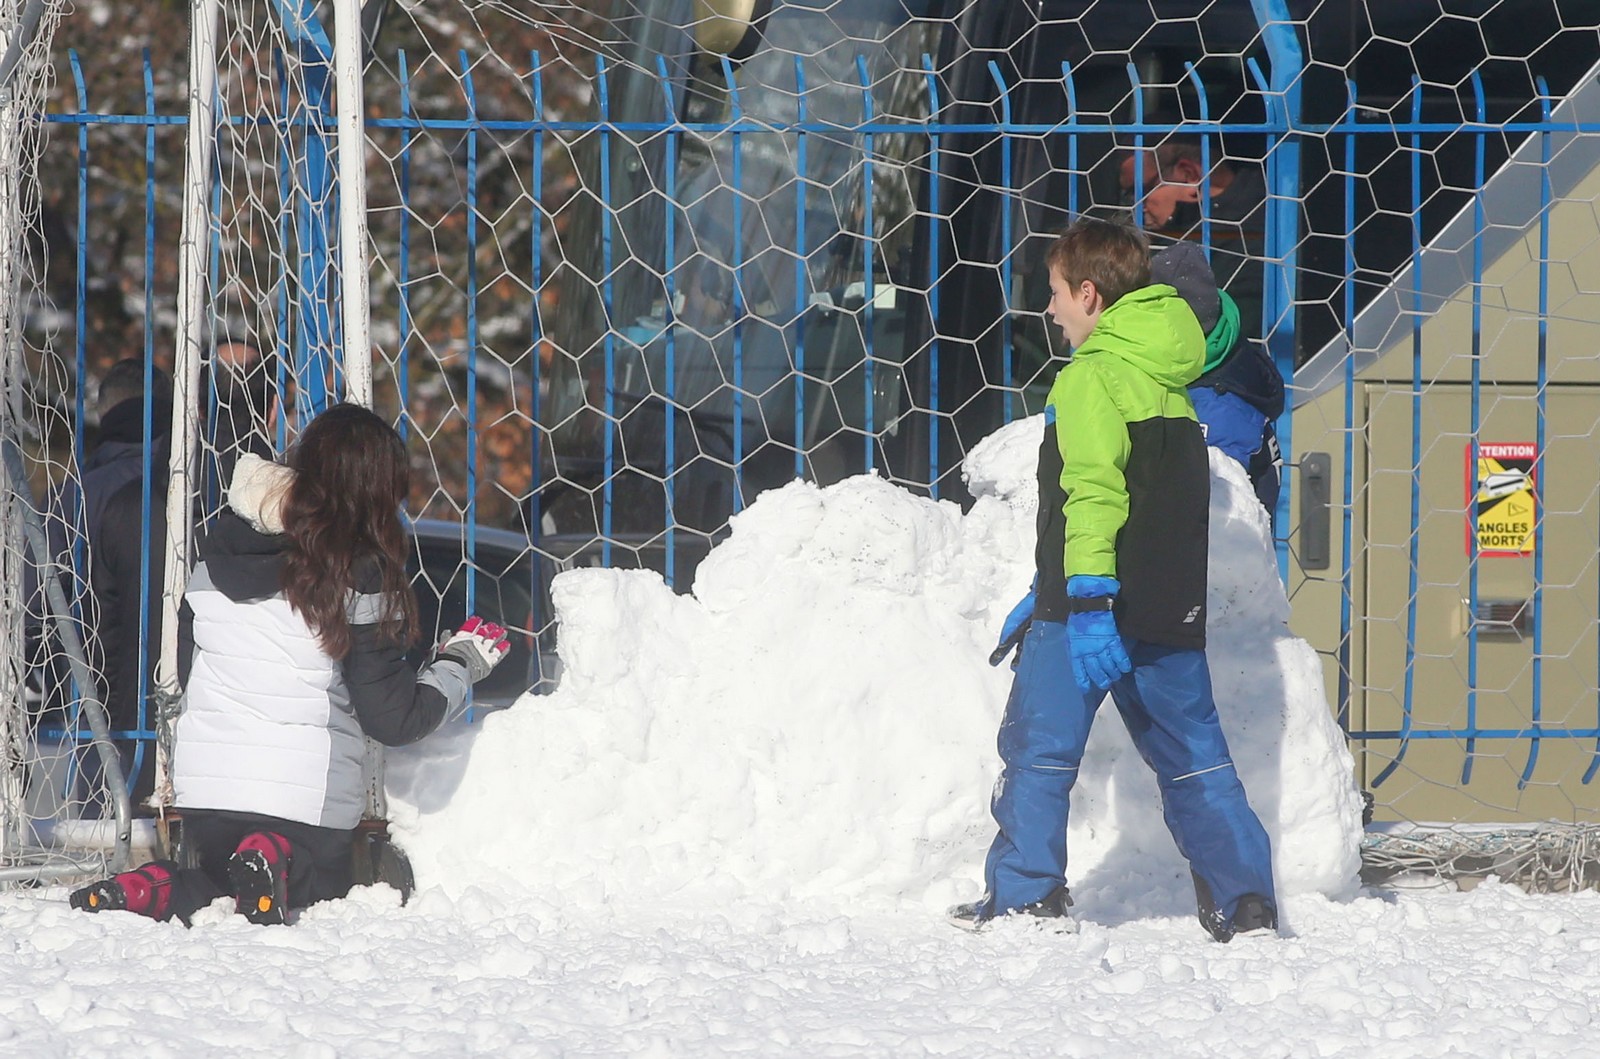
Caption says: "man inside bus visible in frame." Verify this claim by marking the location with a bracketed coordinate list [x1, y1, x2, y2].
[1118, 135, 1266, 339]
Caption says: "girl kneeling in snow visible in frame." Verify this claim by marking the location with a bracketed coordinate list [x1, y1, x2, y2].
[72, 403, 509, 925]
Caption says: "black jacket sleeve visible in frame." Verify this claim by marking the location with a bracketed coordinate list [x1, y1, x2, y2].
[340, 559, 471, 747]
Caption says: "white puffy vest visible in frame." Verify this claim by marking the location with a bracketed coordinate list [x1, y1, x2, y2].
[172, 562, 367, 829]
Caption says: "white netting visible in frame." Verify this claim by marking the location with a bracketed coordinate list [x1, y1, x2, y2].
[6, 1, 1600, 890]
[0, 0, 132, 885]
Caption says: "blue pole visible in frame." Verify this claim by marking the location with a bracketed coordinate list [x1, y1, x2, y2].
[988, 60, 1013, 425]
[461, 52, 480, 621]
[530, 54, 545, 573]
[793, 58, 808, 480]
[65, 50, 88, 794]
[857, 56, 875, 472]
[597, 55, 614, 567]
[1464, 71, 1486, 784]
[1127, 63, 1145, 230]
[69, 47, 86, 552]
[206, 65, 224, 507]
[274, 49, 291, 448]
[1400, 76, 1427, 786]
[398, 49, 413, 442]
[925, 55, 941, 497]
[1062, 63, 1078, 219]
[724, 56, 746, 510]
[1249, 0, 1304, 583]
[278, 0, 336, 416]
[1184, 62, 1212, 258]
[527, 53, 550, 678]
[657, 56, 680, 587]
[133, 48, 158, 786]
[1374, 77, 1426, 790]
[1521, 79, 1553, 790]
[1338, 80, 1357, 736]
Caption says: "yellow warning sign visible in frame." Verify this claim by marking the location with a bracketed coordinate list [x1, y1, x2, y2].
[1467, 442, 1537, 556]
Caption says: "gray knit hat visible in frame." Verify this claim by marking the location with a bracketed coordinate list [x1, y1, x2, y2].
[1150, 242, 1221, 334]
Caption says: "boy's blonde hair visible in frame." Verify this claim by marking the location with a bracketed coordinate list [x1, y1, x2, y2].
[1045, 218, 1151, 308]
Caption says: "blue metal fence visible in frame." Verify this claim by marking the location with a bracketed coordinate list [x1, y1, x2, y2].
[31, 37, 1600, 811]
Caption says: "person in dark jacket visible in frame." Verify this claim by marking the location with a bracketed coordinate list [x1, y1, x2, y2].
[1150, 242, 1285, 524]
[42, 359, 172, 593]
[89, 448, 167, 810]
[28, 360, 171, 813]
[70, 404, 510, 925]
[1120, 136, 1267, 339]
[952, 219, 1277, 941]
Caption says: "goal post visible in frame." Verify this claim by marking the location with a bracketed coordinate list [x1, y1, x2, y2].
[153, 0, 222, 823]
[333, 0, 371, 409]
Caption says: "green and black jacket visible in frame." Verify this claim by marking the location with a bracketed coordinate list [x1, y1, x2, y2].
[1034, 284, 1211, 648]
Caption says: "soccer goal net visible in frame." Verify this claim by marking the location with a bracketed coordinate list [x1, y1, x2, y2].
[4, 0, 1600, 892]
[0, 0, 126, 885]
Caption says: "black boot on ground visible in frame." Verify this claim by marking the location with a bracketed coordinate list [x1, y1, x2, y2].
[69, 861, 178, 919]
[228, 831, 293, 926]
[70, 878, 128, 913]
[946, 898, 991, 931]
[1229, 893, 1278, 938]
[948, 887, 1075, 933]
[1194, 872, 1279, 942]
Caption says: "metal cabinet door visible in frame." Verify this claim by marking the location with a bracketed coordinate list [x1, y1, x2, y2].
[1362, 383, 1600, 823]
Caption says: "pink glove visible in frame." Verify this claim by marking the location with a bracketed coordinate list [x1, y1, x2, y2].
[435, 616, 511, 683]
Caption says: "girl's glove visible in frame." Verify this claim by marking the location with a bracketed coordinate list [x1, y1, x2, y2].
[435, 616, 511, 683]
[1066, 575, 1132, 693]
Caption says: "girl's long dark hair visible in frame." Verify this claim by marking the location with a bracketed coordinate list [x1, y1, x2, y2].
[280, 403, 418, 659]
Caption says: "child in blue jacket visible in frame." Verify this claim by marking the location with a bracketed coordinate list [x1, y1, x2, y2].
[1151, 243, 1284, 525]
[956, 219, 1277, 941]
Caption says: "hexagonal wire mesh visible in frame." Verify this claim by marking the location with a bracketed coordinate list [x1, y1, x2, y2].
[7, 0, 1600, 889]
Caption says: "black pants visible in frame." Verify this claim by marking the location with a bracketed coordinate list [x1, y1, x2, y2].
[159, 808, 356, 924]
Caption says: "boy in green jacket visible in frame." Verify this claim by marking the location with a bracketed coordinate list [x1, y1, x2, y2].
[953, 218, 1277, 940]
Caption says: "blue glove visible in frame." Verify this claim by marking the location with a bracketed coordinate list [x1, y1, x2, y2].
[989, 582, 1036, 666]
[1067, 575, 1132, 693]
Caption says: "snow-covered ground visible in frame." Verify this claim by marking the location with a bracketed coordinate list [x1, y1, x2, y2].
[7, 880, 1600, 1057]
[5, 421, 1595, 1056]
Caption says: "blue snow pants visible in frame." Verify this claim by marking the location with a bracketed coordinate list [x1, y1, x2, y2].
[980, 620, 1275, 925]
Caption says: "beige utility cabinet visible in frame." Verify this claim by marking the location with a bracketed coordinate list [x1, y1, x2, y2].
[1289, 106, 1600, 824]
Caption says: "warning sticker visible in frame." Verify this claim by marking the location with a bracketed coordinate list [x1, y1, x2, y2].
[1466, 442, 1537, 556]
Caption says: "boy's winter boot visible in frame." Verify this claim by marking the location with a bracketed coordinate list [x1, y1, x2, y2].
[948, 887, 1075, 933]
[946, 898, 991, 931]
[1193, 872, 1279, 942]
[1228, 893, 1278, 938]
[70, 860, 178, 919]
[228, 831, 293, 925]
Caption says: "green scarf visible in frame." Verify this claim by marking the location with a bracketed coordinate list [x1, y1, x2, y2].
[1204, 291, 1241, 374]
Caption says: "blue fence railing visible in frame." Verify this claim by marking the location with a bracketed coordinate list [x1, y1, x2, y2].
[29, 38, 1600, 813]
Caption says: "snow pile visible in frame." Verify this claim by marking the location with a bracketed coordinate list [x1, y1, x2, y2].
[389, 417, 1362, 916]
[389, 476, 1011, 912]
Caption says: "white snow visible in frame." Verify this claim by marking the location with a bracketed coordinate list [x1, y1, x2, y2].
[5, 420, 1593, 1057]
[387, 416, 1363, 916]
